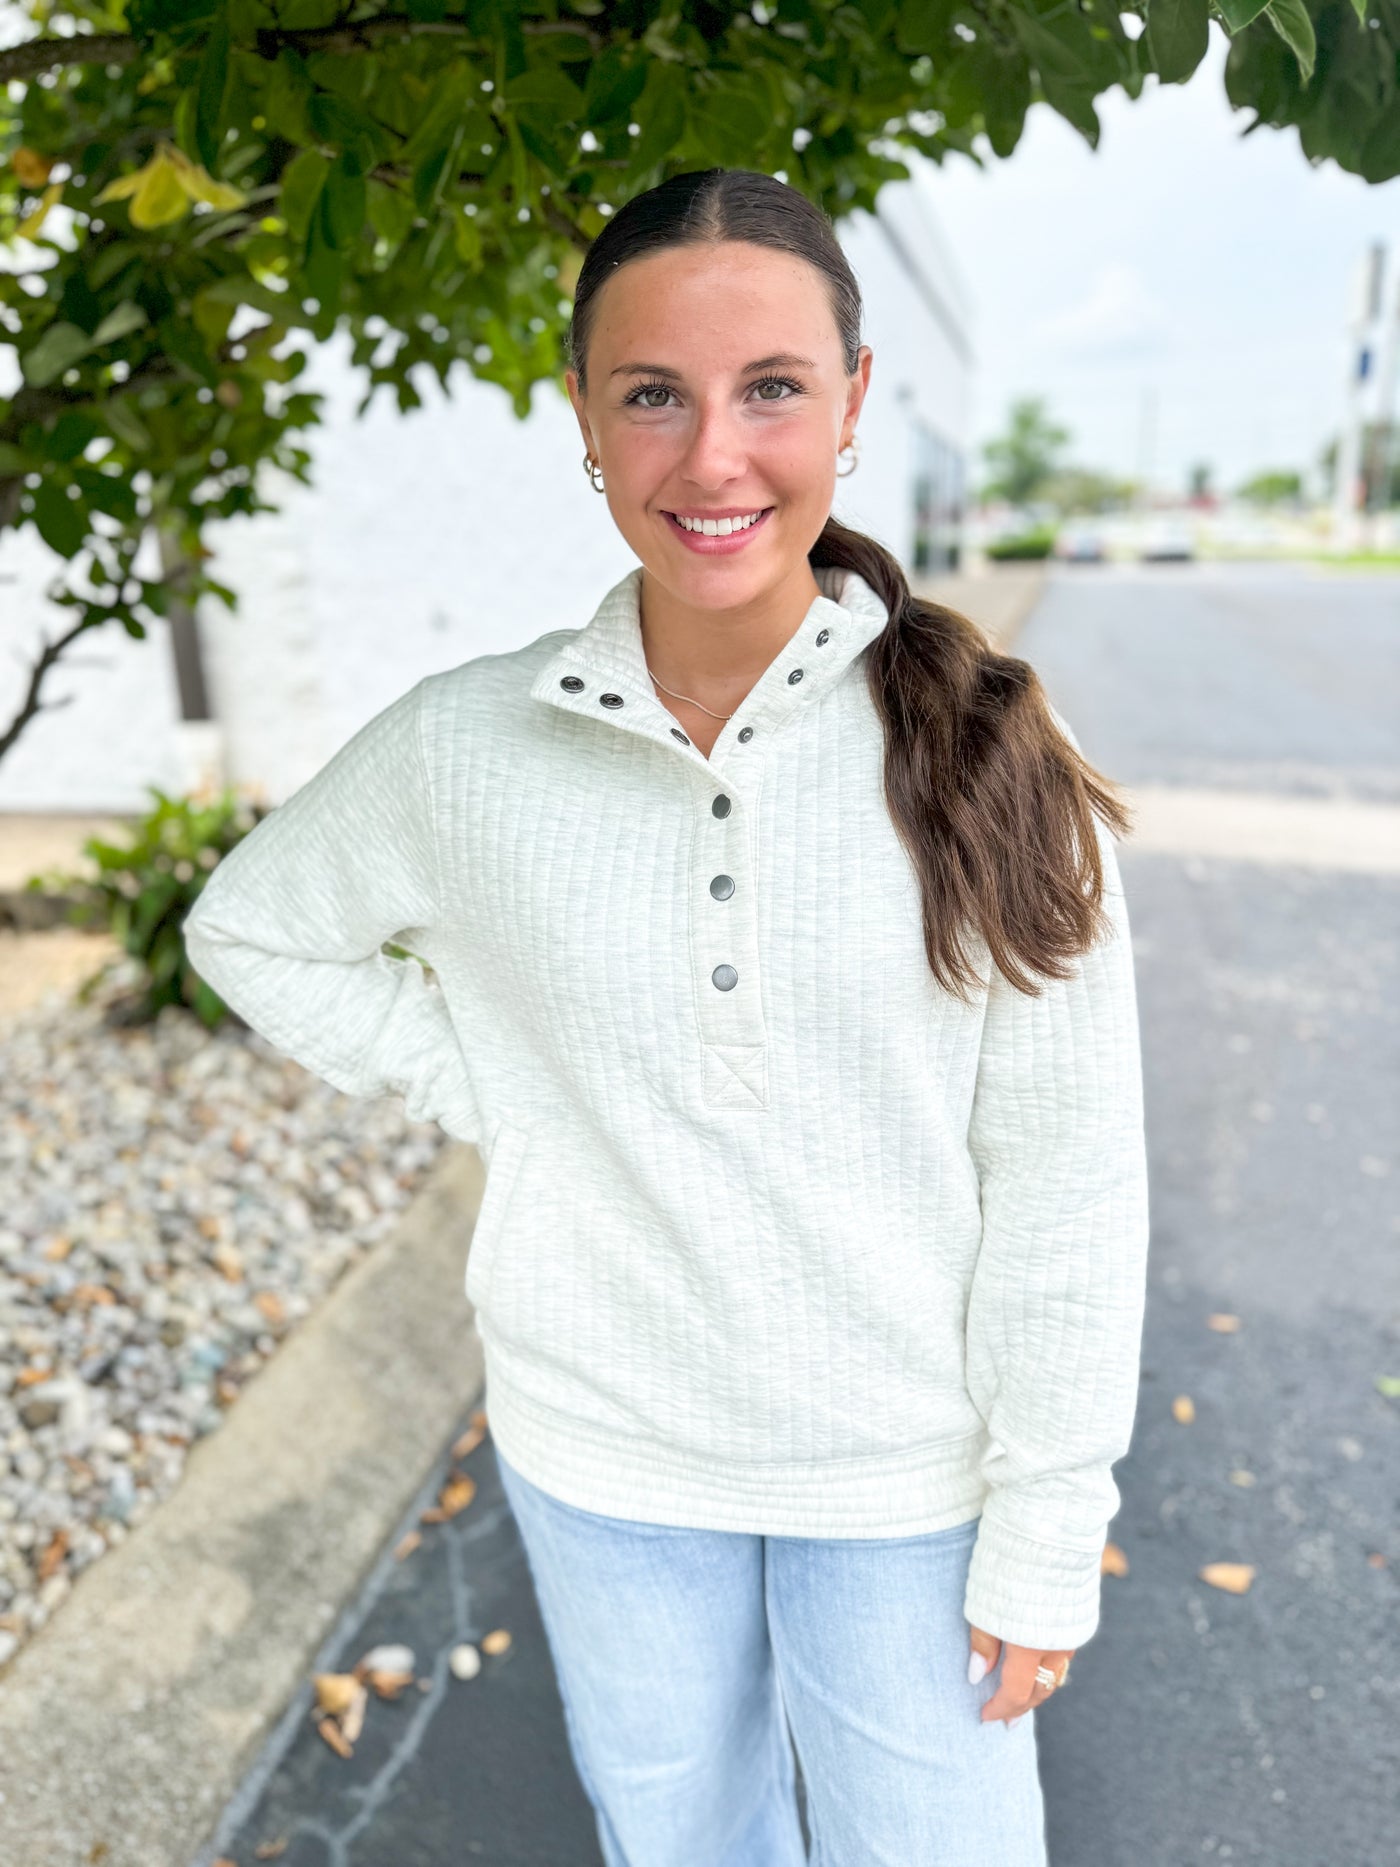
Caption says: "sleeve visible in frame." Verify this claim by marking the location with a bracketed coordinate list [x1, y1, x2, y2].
[961, 806, 1150, 1652]
[182, 676, 482, 1147]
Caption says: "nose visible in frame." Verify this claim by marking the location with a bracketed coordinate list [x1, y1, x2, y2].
[677, 396, 749, 490]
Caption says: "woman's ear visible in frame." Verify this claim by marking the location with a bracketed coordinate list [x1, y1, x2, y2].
[564, 369, 595, 457]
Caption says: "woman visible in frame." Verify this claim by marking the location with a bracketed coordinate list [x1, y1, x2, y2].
[183, 167, 1150, 1865]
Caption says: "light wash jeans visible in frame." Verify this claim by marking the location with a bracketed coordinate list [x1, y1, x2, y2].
[495, 1443, 1049, 1867]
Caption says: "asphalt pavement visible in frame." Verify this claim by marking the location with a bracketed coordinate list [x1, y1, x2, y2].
[204, 560, 1400, 1867]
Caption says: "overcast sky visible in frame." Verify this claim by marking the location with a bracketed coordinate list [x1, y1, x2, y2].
[919, 29, 1400, 500]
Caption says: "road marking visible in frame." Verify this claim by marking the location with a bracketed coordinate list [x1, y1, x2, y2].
[1119, 785, 1400, 875]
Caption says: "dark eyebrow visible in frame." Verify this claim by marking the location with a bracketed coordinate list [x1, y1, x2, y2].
[609, 353, 819, 380]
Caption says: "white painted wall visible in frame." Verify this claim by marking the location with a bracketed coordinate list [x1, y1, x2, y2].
[0, 164, 973, 812]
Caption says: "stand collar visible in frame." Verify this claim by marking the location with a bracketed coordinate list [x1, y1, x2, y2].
[528, 562, 891, 769]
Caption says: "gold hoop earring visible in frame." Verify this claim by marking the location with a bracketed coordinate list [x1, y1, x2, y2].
[836, 434, 860, 478]
[583, 451, 605, 493]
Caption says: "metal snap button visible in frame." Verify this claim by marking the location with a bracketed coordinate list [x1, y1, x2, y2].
[600, 692, 624, 708]
[787, 668, 804, 684]
[710, 875, 735, 900]
[815, 628, 830, 646]
[712, 964, 738, 991]
[712, 795, 732, 818]
[560, 674, 585, 692]
[670, 727, 690, 744]
[737, 726, 753, 742]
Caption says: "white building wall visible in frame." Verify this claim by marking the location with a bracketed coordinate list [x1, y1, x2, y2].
[0, 163, 972, 812]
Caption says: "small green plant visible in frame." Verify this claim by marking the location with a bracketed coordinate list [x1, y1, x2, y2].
[986, 526, 1058, 562]
[25, 786, 266, 1027]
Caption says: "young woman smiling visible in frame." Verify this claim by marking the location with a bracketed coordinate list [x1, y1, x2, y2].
[184, 167, 1149, 1866]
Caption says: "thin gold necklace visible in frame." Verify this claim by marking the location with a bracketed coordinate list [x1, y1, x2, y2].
[646, 667, 736, 722]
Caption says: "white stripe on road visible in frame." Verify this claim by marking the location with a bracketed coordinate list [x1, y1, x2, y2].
[1119, 786, 1400, 875]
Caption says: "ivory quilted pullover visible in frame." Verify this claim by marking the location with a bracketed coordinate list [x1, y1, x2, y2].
[183, 562, 1151, 1652]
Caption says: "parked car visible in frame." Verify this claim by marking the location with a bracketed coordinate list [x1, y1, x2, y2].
[1138, 516, 1196, 562]
[1053, 522, 1107, 563]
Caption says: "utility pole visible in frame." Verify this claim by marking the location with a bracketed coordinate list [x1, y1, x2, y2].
[1333, 243, 1385, 553]
[1365, 249, 1400, 523]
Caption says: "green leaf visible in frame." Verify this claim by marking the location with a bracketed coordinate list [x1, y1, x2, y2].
[583, 45, 648, 125]
[195, 10, 231, 172]
[31, 481, 86, 557]
[265, 50, 314, 145]
[279, 148, 330, 243]
[1146, 0, 1211, 83]
[1376, 1374, 1400, 1397]
[0, 442, 36, 474]
[22, 321, 94, 387]
[92, 300, 149, 346]
[47, 411, 101, 461]
[1263, 0, 1316, 81]
[103, 398, 154, 452]
[1214, 0, 1273, 29]
[505, 66, 587, 122]
[631, 62, 688, 173]
[320, 158, 367, 251]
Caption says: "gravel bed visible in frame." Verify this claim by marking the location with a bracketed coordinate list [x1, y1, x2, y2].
[0, 960, 455, 1673]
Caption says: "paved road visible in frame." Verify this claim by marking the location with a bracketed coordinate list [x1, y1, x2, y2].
[206, 561, 1399, 1867]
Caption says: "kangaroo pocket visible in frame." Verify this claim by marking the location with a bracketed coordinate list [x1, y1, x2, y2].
[464, 1118, 530, 1316]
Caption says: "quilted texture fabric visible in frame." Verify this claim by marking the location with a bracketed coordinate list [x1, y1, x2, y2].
[183, 563, 1150, 1652]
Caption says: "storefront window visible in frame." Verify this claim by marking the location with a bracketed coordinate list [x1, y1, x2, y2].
[911, 422, 966, 574]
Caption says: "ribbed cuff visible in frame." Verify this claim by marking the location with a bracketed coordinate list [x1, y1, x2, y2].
[962, 1518, 1106, 1652]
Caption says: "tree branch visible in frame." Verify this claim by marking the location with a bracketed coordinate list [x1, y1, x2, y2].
[0, 610, 105, 763]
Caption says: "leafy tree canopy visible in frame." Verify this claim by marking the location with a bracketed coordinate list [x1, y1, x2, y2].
[1, 0, 1396, 753]
[982, 394, 1073, 504]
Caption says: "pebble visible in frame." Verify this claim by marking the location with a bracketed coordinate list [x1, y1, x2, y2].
[449, 1643, 482, 1681]
[0, 957, 453, 1671]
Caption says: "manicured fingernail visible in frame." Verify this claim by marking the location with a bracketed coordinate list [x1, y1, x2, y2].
[967, 1650, 989, 1684]
[1008, 1713, 1025, 1729]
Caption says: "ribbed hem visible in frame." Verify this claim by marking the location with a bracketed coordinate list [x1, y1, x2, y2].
[962, 1519, 1107, 1651]
[480, 1338, 991, 1538]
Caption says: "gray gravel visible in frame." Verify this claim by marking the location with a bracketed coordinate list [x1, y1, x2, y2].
[0, 957, 452, 1671]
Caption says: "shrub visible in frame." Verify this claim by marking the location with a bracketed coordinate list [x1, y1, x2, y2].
[985, 526, 1058, 561]
[24, 787, 266, 1027]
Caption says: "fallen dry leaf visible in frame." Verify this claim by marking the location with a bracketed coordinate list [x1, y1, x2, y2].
[1200, 1561, 1255, 1593]
[15, 1365, 52, 1388]
[1101, 1541, 1129, 1577]
[451, 1421, 487, 1461]
[1172, 1395, 1196, 1423]
[37, 1529, 69, 1582]
[421, 1471, 476, 1523]
[312, 1672, 361, 1718]
[340, 1682, 368, 1746]
[253, 1839, 289, 1859]
[1367, 1551, 1387, 1568]
[316, 1715, 353, 1759]
[42, 1235, 73, 1261]
[481, 1628, 512, 1656]
[1206, 1313, 1241, 1333]
[1228, 1469, 1256, 1486]
[393, 1529, 422, 1561]
[365, 1668, 416, 1700]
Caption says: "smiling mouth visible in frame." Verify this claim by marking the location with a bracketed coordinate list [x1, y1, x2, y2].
[662, 507, 775, 537]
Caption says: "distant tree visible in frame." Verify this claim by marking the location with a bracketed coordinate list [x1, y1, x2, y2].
[1188, 462, 1214, 500]
[981, 398, 1072, 508]
[1039, 465, 1135, 515]
[1237, 469, 1304, 505]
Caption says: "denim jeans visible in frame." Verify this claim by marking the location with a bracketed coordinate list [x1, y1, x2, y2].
[495, 1443, 1049, 1867]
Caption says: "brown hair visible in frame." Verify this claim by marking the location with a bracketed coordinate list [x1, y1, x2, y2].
[567, 167, 1134, 1000]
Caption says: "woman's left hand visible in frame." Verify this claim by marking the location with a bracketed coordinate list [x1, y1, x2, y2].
[967, 1624, 1074, 1727]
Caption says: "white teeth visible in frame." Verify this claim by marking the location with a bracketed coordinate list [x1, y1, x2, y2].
[673, 511, 766, 535]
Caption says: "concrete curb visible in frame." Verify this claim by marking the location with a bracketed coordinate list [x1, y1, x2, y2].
[0, 1141, 489, 1867]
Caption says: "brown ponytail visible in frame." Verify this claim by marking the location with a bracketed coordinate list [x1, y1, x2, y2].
[568, 167, 1134, 1001]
